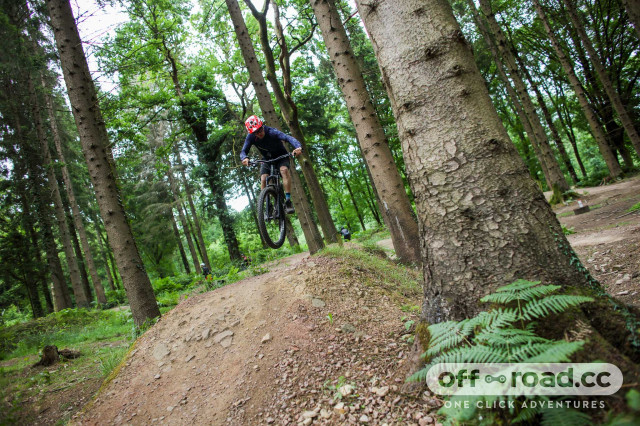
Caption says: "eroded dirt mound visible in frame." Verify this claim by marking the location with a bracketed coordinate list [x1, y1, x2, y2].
[75, 251, 436, 425]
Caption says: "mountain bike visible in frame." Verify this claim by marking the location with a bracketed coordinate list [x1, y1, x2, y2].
[248, 153, 293, 249]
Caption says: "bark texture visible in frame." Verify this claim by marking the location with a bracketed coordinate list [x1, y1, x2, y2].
[533, 0, 623, 178]
[46, 0, 160, 326]
[310, 0, 421, 263]
[354, 0, 590, 322]
[226, 0, 325, 254]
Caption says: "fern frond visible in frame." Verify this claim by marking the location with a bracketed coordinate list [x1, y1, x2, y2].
[430, 344, 509, 364]
[524, 341, 586, 363]
[426, 330, 468, 357]
[494, 279, 542, 292]
[510, 343, 555, 362]
[438, 396, 481, 423]
[462, 308, 518, 335]
[426, 321, 460, 347]
[407, 365, 429, 383]
[481, 284, 561, 304]
[475, 327, 549, 348]
[512, 406, 540, 424]
[520, 295, 594, 320]
[540, 407, 592, 425]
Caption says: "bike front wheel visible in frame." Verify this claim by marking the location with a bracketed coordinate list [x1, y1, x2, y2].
[257, 186, 286, 248]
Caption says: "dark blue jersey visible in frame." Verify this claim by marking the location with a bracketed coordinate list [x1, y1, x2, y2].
[239, 126, 302, 161]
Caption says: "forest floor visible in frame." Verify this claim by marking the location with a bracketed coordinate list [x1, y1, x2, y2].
[551, 175, 640, 307]
[2, 176, 639, 426]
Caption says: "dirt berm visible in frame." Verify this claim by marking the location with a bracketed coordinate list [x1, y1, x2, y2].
[74, 249, 436, 425]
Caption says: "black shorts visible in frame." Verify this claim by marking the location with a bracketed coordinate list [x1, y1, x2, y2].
[260, 157, 290, 176]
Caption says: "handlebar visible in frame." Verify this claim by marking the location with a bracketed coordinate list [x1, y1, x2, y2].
[246, 152, 295, 167]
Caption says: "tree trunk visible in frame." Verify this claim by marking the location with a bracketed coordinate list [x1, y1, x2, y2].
[226, 0, 325, 254]
[547, 80, 589, 179]
[167, 167, 201, 273]
[564, 0, 640, 158]
[336, 156, 366, 231]
[360, 161, 383, 226]
[478, 0, 569, 194]
[173, 146, 211, 268]
[622, 0, 640, 39]
[46, 0, 160, 326]
[240, 172, 269, 249]
[21, 183, 52, 315]
[517, 57, 579, 184]
[354, 0, 592, 321]
[20, 199, 45, 318]
[310, 0, 421, 263]
[466, 0, 547, 184]
[245, 0, 338, 244]
[92, 217, 115, 292]
[27, 73, 89, 308]
[210, 174, 242, 261]
[45, 81, 107, 304]
[170, 211, 191, 274]
[100, 229, 121, 291]
[65, 209, 93, 304]
[533, 0, 623, 178]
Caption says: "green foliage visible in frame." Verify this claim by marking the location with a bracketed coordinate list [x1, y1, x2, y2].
[0, 305, 31, 327]
[562, 224, 576, 235]
[0, 308, 133, 359]
[627, 202, 640, 213]
[106, 289, 127, 306]
[323, 375, 355, 400]
[410, 279, 594, 424]
[98, 346, 128, 377]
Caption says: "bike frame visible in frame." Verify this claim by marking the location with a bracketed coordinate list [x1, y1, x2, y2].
[249, 153, 292, 220]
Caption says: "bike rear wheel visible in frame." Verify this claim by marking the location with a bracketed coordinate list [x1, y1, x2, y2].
[257, 186, 286, 248]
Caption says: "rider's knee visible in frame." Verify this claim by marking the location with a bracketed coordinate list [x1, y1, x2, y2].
[280, 166, 290, 176]
[261, 174, 268, 184]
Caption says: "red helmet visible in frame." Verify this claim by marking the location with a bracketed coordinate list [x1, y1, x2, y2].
[244, 115, 264, 134]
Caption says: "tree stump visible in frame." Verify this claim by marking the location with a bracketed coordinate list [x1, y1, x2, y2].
[32, 346, 81, 367]
[33, 345, 59, 367]
[574, 206, 591, 215]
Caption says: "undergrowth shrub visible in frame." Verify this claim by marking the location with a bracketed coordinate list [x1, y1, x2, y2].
[0, 309, 132, 359]
[410, 279, 597, 425]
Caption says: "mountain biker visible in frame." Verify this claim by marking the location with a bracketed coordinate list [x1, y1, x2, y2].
[201, 263, 212, 281]
[340, 226, 351, 241]
[240, 116, 302, 214]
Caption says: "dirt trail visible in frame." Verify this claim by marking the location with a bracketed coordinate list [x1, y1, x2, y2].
[75, 252, 429, 425]
[554, 176, 640, 306]
[74, 177, 639, 426]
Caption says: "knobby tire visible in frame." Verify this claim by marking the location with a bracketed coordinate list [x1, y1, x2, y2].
[257, 186, 286, 249]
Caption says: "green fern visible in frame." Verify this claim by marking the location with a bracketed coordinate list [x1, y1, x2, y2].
[540, 407, 592, 425]
[410, 279, 594, 424]
[519, 295, 594, 320]
[525, 341, 585, 363]
[430, 344, 509, 364]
